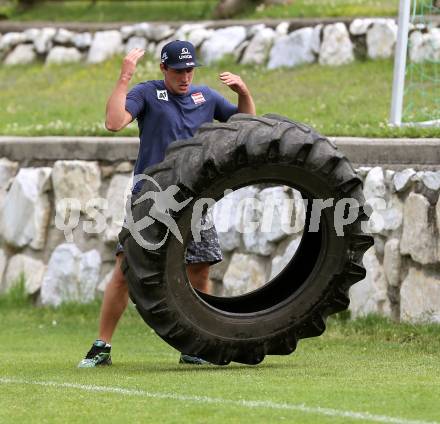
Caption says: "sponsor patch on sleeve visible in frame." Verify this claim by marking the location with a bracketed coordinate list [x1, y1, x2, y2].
[191, 92, 206, 105]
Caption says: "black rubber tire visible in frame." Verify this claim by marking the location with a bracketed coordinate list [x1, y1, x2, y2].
[119, 114, 373, 365]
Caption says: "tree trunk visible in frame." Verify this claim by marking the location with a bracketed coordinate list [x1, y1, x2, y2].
[213, 0, 261, 19]
[213, 0, 293, 19]
[264, 0, 293, 5]
[17, 0, 37, 11]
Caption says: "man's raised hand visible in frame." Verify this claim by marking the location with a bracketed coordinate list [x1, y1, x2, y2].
[219, 71, 256, 115]
[219, 72, 250, 96]
[120, 48, 145, 81]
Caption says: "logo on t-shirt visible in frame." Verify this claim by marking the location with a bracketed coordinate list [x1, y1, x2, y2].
[156, 90, 168, 101]
[191, 92, 206, 105]
[157, 89, 168, 101]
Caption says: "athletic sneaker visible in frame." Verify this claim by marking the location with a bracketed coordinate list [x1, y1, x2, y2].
[179, 354, 210, 365]
[77, 340, 112, 368]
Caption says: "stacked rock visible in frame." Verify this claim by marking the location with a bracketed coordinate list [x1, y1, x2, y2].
[1, 19, 438, 67]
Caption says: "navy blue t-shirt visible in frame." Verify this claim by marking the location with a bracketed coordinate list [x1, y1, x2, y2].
[125, 80, 238, 189]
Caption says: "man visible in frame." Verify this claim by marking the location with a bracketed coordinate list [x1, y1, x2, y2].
[78, 40, 255, 368]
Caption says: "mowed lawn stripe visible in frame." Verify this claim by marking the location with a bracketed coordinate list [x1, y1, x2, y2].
[1, 377, 438, 424]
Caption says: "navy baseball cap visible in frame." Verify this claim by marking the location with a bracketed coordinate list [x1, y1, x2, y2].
[160, 40, 201, 69]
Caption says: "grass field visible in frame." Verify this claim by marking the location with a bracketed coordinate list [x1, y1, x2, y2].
[1, 291, 440, 424]
[247, 0, 398, 19]
[1, 0, 399, 22]
[1, 56, 439, 138]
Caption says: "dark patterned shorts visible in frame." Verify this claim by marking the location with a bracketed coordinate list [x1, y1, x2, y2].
[115, 225, 223, 265]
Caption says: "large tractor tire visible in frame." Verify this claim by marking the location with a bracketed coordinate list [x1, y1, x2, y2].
[119, 114, 373, 365]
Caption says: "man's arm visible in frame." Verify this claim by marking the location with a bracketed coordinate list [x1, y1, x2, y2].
[219, 72, 256, 115]
[105, 48, 145, 132]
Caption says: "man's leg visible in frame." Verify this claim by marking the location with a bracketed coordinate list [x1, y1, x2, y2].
[94, 255, 208, 345]
[79, 254, 212, 367]
[78, 254, 127, 368]
[179, 262, 213, 365]
[186, 262, 210, 293]
[98, 253, 128, 343]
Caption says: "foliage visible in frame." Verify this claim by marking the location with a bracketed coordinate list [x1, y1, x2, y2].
[0, 0, 16, 18]
[1, 0, 400, 21]
[3, 0, 218, 22]
[247, 0, 398, 19]
[0, 273, 31, 308]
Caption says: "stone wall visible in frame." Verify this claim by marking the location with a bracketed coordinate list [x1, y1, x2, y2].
[0, 137, 439, 324]
[209, 184, 305, 297]
[350, 166, 440, 323]
[1, 18, 439, 67]
[208, 167, 440, 324]
[0, 157, 134, 306]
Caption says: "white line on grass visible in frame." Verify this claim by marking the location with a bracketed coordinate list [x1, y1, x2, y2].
[0, 377, 437, 424]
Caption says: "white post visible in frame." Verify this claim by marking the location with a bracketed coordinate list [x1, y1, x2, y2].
[390, 0, 411, 126]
